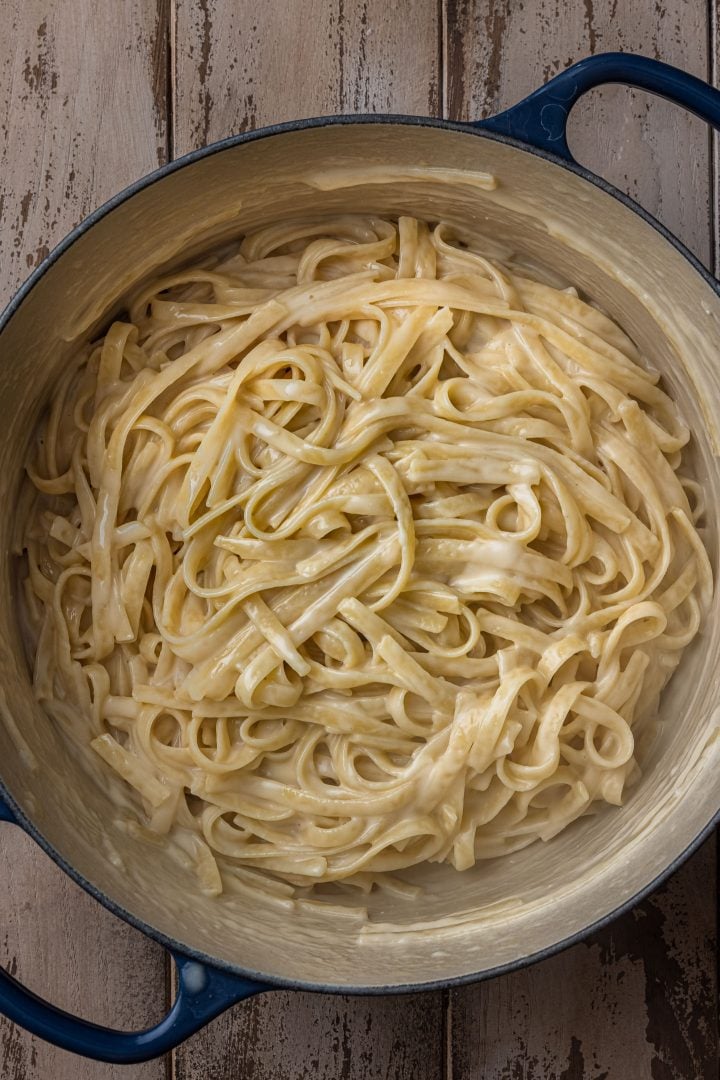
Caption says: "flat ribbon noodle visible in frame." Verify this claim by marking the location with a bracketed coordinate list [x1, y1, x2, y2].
[21, 214, 712, 896]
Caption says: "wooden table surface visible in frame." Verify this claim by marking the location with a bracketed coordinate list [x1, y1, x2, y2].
[1, 2, 718, 1077]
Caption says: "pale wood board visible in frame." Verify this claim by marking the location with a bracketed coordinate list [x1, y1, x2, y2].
[0, 833, 168, 1080]
[0, 3, 169, 1078]
[443, 0, 713, 264]
[1, 1, 718, 1078]
[449, 838, 718, 1080]
[175, 991, 444, 1080]
[172, 0, 440, 153]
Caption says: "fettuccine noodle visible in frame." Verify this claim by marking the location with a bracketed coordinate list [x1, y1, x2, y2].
[21, 215, 712, 897]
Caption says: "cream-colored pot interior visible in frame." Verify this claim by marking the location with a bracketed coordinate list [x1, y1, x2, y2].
[1, 123, 719, 989]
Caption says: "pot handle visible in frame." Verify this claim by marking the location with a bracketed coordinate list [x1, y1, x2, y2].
[477, 52, 720, 161]
[0, 791, 271, 1063]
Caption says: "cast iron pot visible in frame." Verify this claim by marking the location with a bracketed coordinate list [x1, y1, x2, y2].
[1, 53, 719, 1064]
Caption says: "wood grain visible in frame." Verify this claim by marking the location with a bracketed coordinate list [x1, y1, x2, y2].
[0, 0, 170, 304]
[0, 832, 168, 1080]
[172, 0, 440, 154]
[443, 0, 713, 263]
[176, 991, 444, 1080]
[449, 838, 718, 1080]
[0, 2, 169, 1078]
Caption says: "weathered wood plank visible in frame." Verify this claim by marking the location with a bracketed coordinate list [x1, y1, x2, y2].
[443, 0, 712, 264]
[0, 0, 170, 304]
[0, 2, 170, 1077]
[171, 1, 443, 1074]
[1, 832, 169, 1080]
[449, 838, 717, 1080]
[444, 1, 717, 1076]
[172, 0, 440, 153]
[177, 991, 444, 1080]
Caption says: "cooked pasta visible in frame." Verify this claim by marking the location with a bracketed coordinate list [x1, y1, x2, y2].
[20, 214, 712, 896]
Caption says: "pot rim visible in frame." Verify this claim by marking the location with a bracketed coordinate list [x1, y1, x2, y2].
[1, 112, 718, 995]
